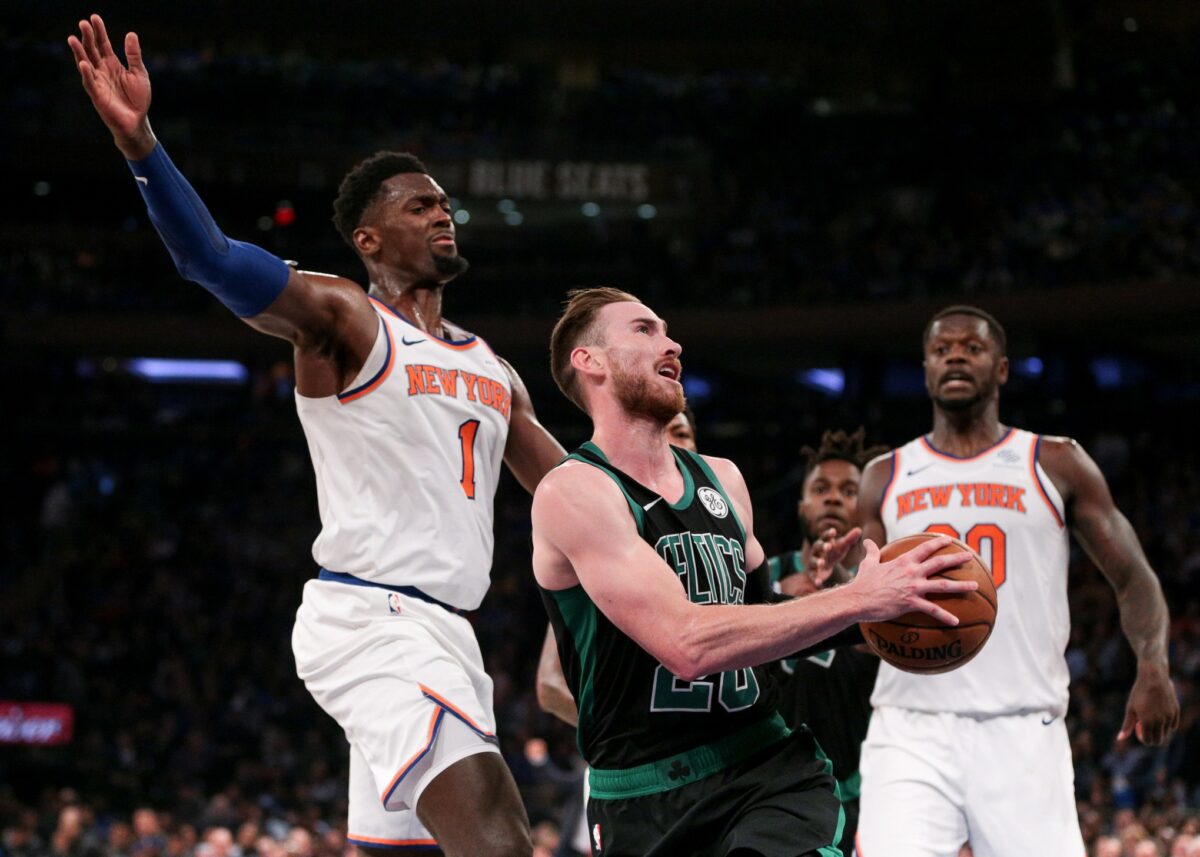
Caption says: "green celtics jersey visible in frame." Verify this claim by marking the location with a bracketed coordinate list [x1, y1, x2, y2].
[767, 551, 878, 795]
[541, 441, 779, 771]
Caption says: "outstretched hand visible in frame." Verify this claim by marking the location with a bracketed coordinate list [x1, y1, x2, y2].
[850, 536, 977, 626]
[68, 14, 155, 159]
[812, 525, 862, 579]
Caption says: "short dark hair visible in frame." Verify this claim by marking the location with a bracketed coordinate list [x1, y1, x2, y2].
[801, 427, 888, 480]
[332, 151, 429, 248]
[549, 287, 641, 413]
[923, 305, 1007, 355]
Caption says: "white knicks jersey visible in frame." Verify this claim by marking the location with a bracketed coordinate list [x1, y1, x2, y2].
[872, 427, 1071, 716]
[295, 297, 512, 610]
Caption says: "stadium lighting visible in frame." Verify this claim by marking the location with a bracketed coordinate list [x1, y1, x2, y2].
[125, 358, 249, 384]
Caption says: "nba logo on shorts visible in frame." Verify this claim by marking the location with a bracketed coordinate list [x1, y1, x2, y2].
[592, 823, 602, 851]
[388, 593, 402, 615]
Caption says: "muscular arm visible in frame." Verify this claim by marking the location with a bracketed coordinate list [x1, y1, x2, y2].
[532, 460, 973, 682]
[1040, 437, 1180, 745]
[499, 358, 567, 494]
[535, 625, 578, 726]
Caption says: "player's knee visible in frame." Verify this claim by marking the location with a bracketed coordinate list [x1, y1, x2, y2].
[480, 821, 532, 857]
[441, 815, 529, 857]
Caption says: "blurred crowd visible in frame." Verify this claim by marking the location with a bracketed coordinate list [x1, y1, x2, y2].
[2, 351, 1198, 857]
[5, 38, 1200, 316]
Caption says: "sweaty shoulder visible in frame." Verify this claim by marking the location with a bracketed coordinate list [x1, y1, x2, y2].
[860, 450, 897, 491]
[858, 450, 898, 522]
[535, 457, 621, 508]
[1032, 435, 1087, 501]
[294, 269, 372, 307]
[532, 458, 638, 559]
[702, 454, 745, 492]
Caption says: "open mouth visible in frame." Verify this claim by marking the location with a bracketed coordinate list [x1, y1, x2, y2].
[657, 362, 682, 382]
[940, 372, 973, 387]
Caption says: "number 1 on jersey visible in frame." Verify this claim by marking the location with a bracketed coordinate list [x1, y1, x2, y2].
[458, 419, 480, 499]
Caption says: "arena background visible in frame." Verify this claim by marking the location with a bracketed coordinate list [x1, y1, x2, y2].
[4, 2, 1199, 855]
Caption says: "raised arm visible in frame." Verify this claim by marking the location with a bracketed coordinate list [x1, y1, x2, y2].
[68, 16, 376, 384]
[1040, 437, 1180, 746]
[531, 460, 975, 682]
[498, 358, 567, 494]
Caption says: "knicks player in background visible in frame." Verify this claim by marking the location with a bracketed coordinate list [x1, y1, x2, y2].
[845, 305, 1179, 857]
[70, 16, 564, 857]
[766, 428, 887, 857]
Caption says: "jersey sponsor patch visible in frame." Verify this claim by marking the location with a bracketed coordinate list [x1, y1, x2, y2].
[697, 486, 728, 518]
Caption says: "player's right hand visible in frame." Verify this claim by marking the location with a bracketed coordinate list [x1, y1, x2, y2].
[849, 536, 977, 626]
[68, 14, 155, 159]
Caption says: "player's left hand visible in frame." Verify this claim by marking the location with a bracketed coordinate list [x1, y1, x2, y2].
[811, 525, 862, 579]
[1117, 663, 1180, 746]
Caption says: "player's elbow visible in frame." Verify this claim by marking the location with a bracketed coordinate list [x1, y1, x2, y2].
[658, 618, 718, 682]
[534, 676, 558, 712]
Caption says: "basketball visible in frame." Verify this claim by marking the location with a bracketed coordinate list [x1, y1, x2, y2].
[860, 533, 998, 674]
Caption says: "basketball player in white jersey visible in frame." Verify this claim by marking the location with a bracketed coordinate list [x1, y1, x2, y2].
[70, 16, 564, 856]
[845, 305, 1180, 857]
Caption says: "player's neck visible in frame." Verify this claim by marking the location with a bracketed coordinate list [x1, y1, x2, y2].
[591, 414, 682, 499]
[929, 402, 1006, 457]
[369, 280, 446, 336]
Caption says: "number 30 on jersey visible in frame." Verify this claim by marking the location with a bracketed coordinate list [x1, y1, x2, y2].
[925, 522, 1007, 588]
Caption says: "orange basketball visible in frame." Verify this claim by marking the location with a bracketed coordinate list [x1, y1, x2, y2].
[859, 533, 998, 674]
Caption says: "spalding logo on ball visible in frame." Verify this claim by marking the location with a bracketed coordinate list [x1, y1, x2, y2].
[860, 532, 998, 674]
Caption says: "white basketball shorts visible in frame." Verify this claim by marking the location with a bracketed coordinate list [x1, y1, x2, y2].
[292, 578, 501, 848]
[857, 706, 1085, 857]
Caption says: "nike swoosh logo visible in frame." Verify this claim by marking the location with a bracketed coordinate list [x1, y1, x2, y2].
[642, 497, 662, 511]
[401, 336, 426, 346]
[1042, 716, 1056, 725]
[134, 176, 149, 185]
[906, 463, 936, 476]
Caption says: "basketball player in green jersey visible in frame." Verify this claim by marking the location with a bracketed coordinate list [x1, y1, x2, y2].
[531, 288, 978, 857]
[765, 428, 886, 857]
[536, 407, 700, 727]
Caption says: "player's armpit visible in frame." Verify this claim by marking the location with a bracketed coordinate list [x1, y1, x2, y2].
[247, 272, 380, 394]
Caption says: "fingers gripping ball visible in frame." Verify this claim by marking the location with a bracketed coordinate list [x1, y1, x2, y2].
[860, 533, 997, 674]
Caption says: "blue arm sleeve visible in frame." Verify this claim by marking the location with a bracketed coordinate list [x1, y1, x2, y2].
[127, 143, 290, 317]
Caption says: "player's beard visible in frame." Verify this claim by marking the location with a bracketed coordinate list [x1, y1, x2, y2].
[933, 390, 985, 411]
[803, 514, 848, 544]
[611, 358, 685, 425]
[434, 252, 470, 277]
